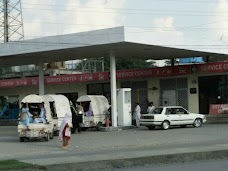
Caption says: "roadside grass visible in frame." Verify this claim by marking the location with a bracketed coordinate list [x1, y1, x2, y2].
[0, 160, 44, 170]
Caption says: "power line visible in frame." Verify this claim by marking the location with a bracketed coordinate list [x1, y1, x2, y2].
[20, 7, 228, 17]
[22, 20, 228, 32]
[21, 0, 228, 10]
[21, 2, 228, 14]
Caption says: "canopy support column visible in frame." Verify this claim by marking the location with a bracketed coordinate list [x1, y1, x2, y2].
[38, 61, 44, 95]
[110, 49, 117, 127]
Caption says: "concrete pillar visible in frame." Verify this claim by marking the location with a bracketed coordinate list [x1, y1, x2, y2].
[110, 50, 117, 127]
[38, 61, 44, 95]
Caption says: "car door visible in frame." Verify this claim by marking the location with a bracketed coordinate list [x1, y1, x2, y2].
[165, 108, 179, 125]
[176, 108, 193, 125]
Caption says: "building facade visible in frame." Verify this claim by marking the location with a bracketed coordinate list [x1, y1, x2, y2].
[0, 61, 228, 119]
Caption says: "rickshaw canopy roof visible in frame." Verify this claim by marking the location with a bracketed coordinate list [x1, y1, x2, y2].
[43, 94, 71, 118]
[21, 94, 44, 103]
[21, 94, 52, 121]
[77, 95, 110, 115]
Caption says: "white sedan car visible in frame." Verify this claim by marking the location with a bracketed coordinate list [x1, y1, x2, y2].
[140, 106, 207, 130]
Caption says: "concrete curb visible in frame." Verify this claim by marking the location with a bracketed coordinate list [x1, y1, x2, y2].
[206, 114, 228, 124]
[100, 126, 135, 132]
[44, 149, 228, 171]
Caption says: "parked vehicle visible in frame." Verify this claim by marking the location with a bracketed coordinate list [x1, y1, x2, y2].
[140, 106, 207, 130]
[43, 94, 72, 134]
[76, 95, 109, 130]
[17, 94, 54, 142]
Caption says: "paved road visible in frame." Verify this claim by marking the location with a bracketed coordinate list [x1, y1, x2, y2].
[104, 158, 228, 171]
[0, 124, 228, 166]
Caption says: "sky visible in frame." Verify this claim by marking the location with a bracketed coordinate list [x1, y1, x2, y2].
[20, 0, 228, 66]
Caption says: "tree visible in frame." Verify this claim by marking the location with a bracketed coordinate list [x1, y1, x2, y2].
[104, 58, 157, 71]
[203, 56, 228, 63]
[165, 58, 178, 66]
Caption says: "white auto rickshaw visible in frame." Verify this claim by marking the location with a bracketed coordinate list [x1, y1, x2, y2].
[17, 94, 54, 142]
[43, 94, 72, 134]
[76, 95, 109, 130]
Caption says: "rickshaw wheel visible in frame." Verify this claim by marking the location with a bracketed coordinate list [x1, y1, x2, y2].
[96, 122, 103, 131]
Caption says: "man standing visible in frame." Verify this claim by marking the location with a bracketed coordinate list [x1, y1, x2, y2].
[134, 103, 141, 128]
[71, 104, 81, 134]
[147, 102, 155, 114]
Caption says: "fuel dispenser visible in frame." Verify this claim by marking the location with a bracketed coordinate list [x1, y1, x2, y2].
[117, 88, 132, 126]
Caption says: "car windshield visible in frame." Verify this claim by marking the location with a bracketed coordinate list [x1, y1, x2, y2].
[152, 108, 163, 114]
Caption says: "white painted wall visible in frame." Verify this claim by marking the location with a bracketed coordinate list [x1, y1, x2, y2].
[0, 76, 199, 113]
[187, 75, 199, 113]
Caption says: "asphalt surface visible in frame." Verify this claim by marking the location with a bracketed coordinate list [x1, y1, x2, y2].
[0, 124, 228, 170]
[102, 158, 228, 171]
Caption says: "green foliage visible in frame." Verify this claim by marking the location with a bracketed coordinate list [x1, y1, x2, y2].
[165, 59, 178, 66]
[104, 58, 157, 71]
[203, 56, 228, 62]
[0, 160, 43, 170]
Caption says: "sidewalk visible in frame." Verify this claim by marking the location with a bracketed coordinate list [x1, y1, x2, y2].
[44, 149, 228, 171]
[16, 125, 228, 170]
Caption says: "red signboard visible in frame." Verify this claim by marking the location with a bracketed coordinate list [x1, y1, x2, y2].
[0, 62, 228, 88]
[209, 104, 228, 114]
[45, 72, 109, 85]
[197, 62, 228, 73]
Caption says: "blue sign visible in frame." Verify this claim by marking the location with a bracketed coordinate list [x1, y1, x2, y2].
[179, 57, 204, 64]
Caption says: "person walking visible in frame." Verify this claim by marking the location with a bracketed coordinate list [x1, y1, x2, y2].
[134, 103, 141, 128]
[147, 102, 155, 114]
[59, 112, 72, 149]
[71, 103, 82, 134]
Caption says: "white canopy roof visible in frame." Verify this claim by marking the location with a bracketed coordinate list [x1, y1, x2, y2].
[43, 94, 71, 118]
[22, 94, 44, 103]
[0, 27, 227, 67]
[77, 95, 109, 115]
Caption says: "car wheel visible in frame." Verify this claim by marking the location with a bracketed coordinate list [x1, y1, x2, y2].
[161, 121, 170, 130]
[147, 126, 155, 130]
[180, 125, 187, 128]
[193, 118, 202, 128]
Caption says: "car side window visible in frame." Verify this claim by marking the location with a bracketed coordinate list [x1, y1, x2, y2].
[166, 108, 177, 115]
[176, 108, 188, 114]
[171, 108, 176, 114]
[165, 109, 170, 115]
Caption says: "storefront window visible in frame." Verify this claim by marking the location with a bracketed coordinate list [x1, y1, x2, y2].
[0, 96, 19, 119]
[199, 75, 228, 114]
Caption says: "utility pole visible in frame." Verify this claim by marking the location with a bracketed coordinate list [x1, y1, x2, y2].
[0, 0, 24, 42]
[3, 0, 8, 42]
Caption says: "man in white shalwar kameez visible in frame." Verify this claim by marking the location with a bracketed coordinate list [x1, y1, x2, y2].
[147, 102, 155, 114]
[134, 103, 141, 128]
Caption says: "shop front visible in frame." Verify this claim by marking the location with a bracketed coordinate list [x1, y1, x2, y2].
[1, 61, 228, 119]
[199, 75, 228, 114]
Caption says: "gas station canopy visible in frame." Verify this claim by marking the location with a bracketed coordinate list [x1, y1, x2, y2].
[0, 26, 227, 67]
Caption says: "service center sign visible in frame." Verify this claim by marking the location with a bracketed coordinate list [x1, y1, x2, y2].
[0, 62, 228, 88]
[197, 62, 228, 73]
